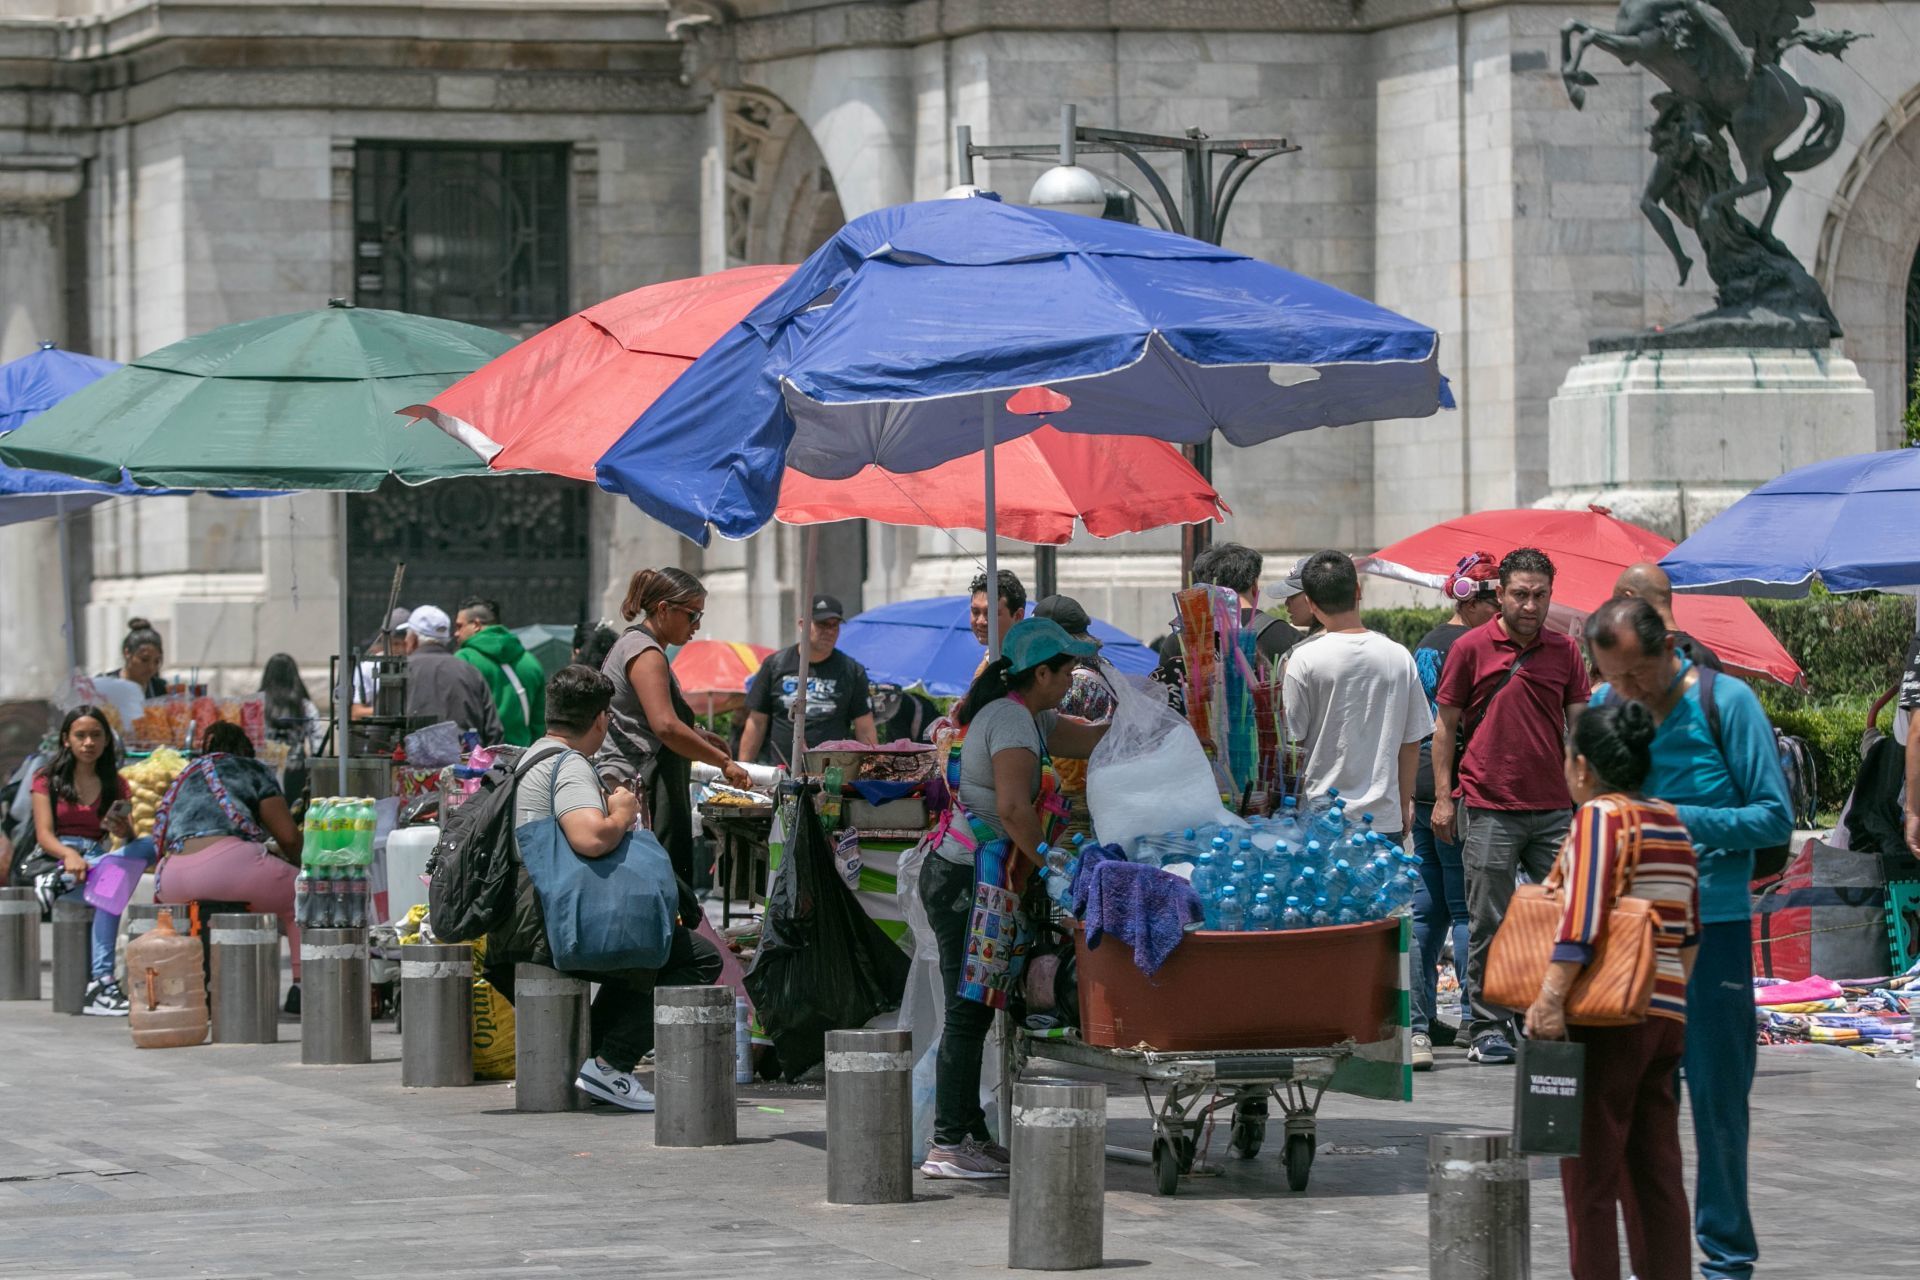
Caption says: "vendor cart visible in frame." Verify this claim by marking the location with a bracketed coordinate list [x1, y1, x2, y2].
[1013, 915, 1411, 1196]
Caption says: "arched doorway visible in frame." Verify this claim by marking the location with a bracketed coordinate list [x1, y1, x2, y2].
[722, 90, 846, 267]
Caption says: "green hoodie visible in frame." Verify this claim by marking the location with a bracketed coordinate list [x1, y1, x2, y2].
[458, 625, 547, 746]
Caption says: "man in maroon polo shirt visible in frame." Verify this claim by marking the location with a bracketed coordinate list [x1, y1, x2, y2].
[1430, 547, 1591, 1065]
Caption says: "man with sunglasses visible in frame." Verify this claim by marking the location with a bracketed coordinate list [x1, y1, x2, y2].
[738, 594, 879, 767]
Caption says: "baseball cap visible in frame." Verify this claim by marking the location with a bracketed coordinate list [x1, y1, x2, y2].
[1281, 555, 1311, 599]
[400, 604, 451, 645]
[811, 593, 845, 622]
[367, 606, 410, 646]
[1002, 617, 1099, 675]
[1032, 594, 1093, 638]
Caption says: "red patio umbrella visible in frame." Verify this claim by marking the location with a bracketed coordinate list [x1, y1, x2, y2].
[399, 267, 1226, 542]
[672, 639, 773, 718]
[1364, 506, 1803, 687]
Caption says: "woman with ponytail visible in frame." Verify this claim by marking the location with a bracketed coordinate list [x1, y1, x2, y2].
[597, 567, 750, 885]
[1528, 699, 1700, 1280]
[918, 617, 1109, 1180]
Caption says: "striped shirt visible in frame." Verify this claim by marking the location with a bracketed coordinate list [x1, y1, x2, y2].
[1550, 795, 1701, 1023]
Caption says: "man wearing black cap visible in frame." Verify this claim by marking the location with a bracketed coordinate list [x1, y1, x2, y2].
[738, 593, 879, 767]
[1034, 595, 1116, 723]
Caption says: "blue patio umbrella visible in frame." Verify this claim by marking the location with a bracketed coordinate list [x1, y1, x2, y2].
[595, 195, 1452, 545]
[0, 344, 125, 524]
[837, 595, 1157, 698]
[1661, 446, 1920, 597]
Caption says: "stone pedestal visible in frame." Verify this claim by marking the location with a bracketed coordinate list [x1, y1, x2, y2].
[1540, 345, 1878, 541]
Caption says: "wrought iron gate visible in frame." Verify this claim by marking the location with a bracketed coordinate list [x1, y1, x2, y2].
[346, 475, 591, 643]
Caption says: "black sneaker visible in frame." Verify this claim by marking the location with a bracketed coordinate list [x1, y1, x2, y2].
[1466, 1032, 1516, 1065]
[83, 978, 130, 1017]
[284, 983, 301, 1017]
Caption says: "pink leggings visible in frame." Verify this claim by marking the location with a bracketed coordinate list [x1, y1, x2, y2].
[156, 837, 301, 980]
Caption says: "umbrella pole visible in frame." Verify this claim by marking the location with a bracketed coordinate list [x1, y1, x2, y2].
[55, 494, 78, 676]
[984, 394, 1000, 662]
[336, 491, 351, 797]
[788, 523, 819, 775]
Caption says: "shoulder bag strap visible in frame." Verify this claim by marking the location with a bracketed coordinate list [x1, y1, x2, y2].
[1462, 643, 1537, 744]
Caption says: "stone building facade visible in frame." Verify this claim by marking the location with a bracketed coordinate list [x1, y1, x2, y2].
[2, 0, 1917, 705]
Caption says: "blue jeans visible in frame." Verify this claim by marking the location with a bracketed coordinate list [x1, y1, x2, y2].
[1683, 920, 1758, 1278]
[63, 837, 158, 980]
[1409, 802, 1471, 1035]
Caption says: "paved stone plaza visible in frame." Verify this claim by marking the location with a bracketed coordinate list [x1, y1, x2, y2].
[0, 934, 1909, 1280]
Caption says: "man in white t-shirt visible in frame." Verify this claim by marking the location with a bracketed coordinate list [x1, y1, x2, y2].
[1280, 550, 1434, 837]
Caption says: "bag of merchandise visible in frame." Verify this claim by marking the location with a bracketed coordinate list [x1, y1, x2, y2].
[1086, 669, 1241, 855]
[744, 786, 910, 1079]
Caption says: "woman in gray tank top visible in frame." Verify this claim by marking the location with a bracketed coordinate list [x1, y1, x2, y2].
[598, 567, 751, 882]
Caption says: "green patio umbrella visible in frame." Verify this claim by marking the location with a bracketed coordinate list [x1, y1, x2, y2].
[0, 301, 520, 791]
[512, 623, 578, 680]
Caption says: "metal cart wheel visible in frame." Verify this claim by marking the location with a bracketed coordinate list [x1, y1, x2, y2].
[1284, 1133, 1314, 1192]
[1230, 1113, 1265, 1158]
[1152, 1138, 1182, 1196]
[1175, 1133, 1198, 1173]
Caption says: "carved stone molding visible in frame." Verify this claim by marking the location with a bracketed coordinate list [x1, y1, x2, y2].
[0, 154, 84, 212]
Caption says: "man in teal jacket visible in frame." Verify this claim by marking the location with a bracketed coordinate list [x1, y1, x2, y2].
[1587, 598, 1791, 1280]
[455, 596, 547, 747]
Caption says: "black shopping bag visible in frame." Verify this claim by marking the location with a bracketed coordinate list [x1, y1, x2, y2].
[1512, 1037, 1585, 1156]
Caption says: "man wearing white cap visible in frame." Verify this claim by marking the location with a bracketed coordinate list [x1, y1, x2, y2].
[401, 604, 504, 742]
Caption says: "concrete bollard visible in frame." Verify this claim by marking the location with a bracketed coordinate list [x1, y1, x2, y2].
[209, 913, 279, 1044]
[1429, 1132, 1531, 1279]
[513, 963, 590, 1112]
[401, 944, 473, 1087]
[654, 985, 736, 1147]
[1009, 1079, 1106, 1271]
[0, 887, 39, 1001]
[300, 927, 371, 1065]
[51, 898, 94, 1013]
[825, 1028, 913, 1204]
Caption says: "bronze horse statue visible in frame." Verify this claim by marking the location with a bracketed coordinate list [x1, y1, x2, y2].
[1560, 0, 1862, 282]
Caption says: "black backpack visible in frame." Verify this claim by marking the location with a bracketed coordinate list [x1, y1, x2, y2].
[425, 745, 563, 942]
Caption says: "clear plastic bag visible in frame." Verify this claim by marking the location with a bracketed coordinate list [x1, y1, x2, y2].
[1086, 668, 1243, 855]
[896, 838, 1004, 1152]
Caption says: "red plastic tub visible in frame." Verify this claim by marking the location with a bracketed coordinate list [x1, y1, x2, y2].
[1072, 918, 1402, 1052]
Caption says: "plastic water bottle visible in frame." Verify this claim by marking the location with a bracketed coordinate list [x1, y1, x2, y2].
[1191, 851, 1219, 904]
[734, 997, 754, 1085]
[1273, 795, 1304, 846]
[1259, 871, 1283, 902]
[1367, 889, 1394, 921]
[1307, 787, 1341, 821]
[1156, 827, 1200, 868]
[1227, 857, 1252, 899]
[1215, 884, 1245, 933]
[1312, 797, 1348, 845]
[1351, 853, 1392, 898]
[1248, 891, 1276, 932]
[1323, 858, 1353, 899]
[1236, 836, 1260, 880]
[1038, 842, 1073, 905]
[1359, 813, 1376, 842]
[1288, 862, 1321, 903]
[1280, 895, 1308, 930]
[1334, 894, 1363, 925]
[1308, 894, 1334, 928]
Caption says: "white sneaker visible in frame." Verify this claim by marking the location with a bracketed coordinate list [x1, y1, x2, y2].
[574, 1057, 655, 1111]
[1412, 1032, 1435, 1071]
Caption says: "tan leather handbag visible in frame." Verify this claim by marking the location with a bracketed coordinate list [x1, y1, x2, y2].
[1483, 801, 1660, 1027]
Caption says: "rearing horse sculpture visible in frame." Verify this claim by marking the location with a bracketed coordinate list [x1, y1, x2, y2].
[1560, 0, 1862, 282]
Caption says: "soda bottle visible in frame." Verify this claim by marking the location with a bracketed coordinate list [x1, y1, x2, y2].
[1214, 884, 1245, 933]
[302, 799, 328, 867]
[352, 798, 378, 866]
[293, 873, 311, 927]
[1248, 890, 1276, 932]
[311, 872, 335, 928]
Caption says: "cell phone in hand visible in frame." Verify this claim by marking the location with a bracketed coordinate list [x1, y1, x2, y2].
[107, 799, 133, 824]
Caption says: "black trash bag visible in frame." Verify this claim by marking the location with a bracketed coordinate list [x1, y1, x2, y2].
[744, 786, 911, 1080]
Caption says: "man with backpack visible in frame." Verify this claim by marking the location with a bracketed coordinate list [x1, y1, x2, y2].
[435, 665, 722, 1112]
[1588, 598, 1792, 1280]
[1431, 547, 1593, 1066]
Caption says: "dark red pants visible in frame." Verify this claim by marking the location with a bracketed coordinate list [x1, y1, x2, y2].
[1561, 1016, 1691, 1280]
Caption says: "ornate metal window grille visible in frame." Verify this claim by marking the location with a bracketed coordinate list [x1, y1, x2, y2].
[1906, 242, 1920, 417]
[353, 142, 569, 327]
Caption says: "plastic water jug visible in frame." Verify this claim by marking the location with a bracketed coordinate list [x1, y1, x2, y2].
[125, 909, 208, 1049]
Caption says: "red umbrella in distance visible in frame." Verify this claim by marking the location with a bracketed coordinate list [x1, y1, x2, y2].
[401, 268, 1225, 542]
[672, 639, 773, 718]
[1364, 506, 1803, 687]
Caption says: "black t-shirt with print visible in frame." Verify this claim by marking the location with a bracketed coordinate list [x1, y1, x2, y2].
[745, 645, 873, 766]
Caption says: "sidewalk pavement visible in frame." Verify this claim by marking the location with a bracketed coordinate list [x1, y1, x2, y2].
[0, 933, 1909, 1277]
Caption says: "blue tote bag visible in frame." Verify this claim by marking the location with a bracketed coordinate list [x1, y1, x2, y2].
[515, 816, 677, 972]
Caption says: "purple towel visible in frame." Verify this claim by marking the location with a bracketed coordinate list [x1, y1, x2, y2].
[1073, 860, 1204, 977]
[1067, 841, 1128, 902]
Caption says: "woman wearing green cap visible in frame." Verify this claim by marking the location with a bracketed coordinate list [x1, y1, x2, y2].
[919, 616, 1108, 1180]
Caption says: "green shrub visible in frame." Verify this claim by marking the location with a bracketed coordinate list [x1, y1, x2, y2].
[1361, 607, 1451, 651]
[1749, 593, 1912, 701]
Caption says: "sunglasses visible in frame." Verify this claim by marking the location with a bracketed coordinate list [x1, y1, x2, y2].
[668, 602, 704, 625]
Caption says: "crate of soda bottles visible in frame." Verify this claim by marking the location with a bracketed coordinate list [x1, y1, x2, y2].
[293, 797, 378, 929]
[1132, 787, 1421, 933]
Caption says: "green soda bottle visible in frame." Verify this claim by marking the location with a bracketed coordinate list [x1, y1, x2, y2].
[352, 798, 378, 867]
[302, 798, 329, 871]
[324, 796, 353, 867]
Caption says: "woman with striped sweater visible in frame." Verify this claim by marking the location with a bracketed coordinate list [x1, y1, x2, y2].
[1527, 700, 1701, 1280]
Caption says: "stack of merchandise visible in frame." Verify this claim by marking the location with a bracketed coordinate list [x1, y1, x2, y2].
[293, 797, 378, 929]
[119, 746, 188, 837]
[1753, 962, 1917, 1057]
[1172, 585, 1276, 807]
[1117, 787, 1421, 932]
